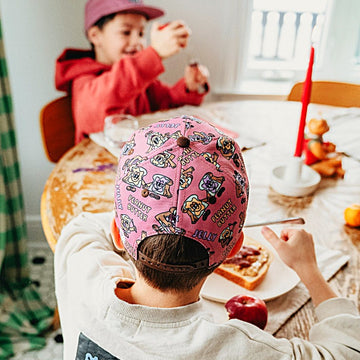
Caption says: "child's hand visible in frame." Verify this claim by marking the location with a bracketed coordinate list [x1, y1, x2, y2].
[261, 226, 338, 306]
[184, 63, 209, 93]
[151, 20, 191, 59]
[261, 227, 318, 278]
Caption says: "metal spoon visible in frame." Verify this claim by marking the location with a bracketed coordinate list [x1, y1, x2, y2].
[244, 217, 305, 228]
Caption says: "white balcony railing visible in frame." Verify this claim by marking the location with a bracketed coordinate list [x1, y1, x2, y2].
[248, 9, 325, 69]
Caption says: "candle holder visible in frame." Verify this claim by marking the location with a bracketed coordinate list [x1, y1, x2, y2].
[270, 157, 320, 197]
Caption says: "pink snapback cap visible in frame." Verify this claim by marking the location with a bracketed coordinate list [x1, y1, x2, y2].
[85, 0, 165, 32]
[114, 116, 249, 272]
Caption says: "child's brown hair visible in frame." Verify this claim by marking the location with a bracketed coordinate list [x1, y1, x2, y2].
[131, 234, 214, 291]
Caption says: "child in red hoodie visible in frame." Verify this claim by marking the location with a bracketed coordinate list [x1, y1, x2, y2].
[55, 0, 210, 143]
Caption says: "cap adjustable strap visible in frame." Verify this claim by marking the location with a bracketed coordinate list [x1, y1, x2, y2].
[137, 251, 214, 273]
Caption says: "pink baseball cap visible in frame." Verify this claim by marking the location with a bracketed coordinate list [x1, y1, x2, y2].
[85, 0, 165, 32]
[114, 116, 249, 272]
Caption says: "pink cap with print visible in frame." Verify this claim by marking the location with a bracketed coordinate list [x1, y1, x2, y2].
[114, 116, 249, 271]
[85, 0, 164, 32]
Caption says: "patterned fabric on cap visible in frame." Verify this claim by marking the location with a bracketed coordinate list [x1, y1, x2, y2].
[114, 116, 249, 269]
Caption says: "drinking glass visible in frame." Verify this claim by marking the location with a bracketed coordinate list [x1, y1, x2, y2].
[104, 114, 138, 147]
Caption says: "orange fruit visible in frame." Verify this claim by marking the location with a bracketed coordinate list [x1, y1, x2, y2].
[344, 204, 360, 227]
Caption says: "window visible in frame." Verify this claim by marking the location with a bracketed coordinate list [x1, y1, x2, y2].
[224, 0, 360, 95]
[245, 0, 329, 80]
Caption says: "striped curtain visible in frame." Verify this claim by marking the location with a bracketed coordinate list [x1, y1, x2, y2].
[0, 18, 54, 359]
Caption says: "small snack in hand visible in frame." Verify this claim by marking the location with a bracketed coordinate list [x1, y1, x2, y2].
[215, 236, 273, 290]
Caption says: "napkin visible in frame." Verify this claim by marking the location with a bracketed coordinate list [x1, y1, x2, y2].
[201, 244, 349, 335]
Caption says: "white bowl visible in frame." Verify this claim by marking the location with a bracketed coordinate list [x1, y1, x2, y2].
[271, 164, 321, 197]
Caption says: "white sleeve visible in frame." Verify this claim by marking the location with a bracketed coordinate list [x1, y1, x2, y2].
[227, 298, 360, 359]
[54, 212, 136, 314]
[306, 297, 360, 358]
[277, 298, 360, 359]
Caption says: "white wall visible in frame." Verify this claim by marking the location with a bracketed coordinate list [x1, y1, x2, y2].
[1, 0, 88, 226]
[316, 0, 360, 82]
[0, 0, 242, 238]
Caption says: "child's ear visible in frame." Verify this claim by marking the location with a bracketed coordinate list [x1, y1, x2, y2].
[226, 231, 244, 259]
[87, 26, 100, 45]
[111, 218, 124, 250]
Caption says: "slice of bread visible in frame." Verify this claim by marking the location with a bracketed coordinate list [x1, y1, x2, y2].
[215, 236, 273, 290]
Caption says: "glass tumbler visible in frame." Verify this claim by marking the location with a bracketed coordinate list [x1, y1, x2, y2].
[104, 114, 138, 148]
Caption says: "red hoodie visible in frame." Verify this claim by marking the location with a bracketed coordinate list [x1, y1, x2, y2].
[55, 46, 208, 143]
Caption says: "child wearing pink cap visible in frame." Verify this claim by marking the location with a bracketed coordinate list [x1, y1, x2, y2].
[55, 0, 209, 144]
[55, 117, 360, 359]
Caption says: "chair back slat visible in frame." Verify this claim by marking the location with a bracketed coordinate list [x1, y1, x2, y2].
[287, 81, 360, 108]
[40, 96, 75, 163]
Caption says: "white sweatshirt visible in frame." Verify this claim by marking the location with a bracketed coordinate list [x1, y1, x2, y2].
[54, 212, 360, 360]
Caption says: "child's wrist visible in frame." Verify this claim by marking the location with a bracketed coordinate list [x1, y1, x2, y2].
[185, 83, 209, 94]
[150, 45, 165, 60]
[297, 264, 322, 285]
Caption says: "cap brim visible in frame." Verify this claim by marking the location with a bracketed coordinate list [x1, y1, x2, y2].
[126, 5, 164, 20]
[85, 3, 165, 32]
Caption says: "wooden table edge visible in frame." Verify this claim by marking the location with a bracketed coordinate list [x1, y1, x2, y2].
[41, 182, 57, 253]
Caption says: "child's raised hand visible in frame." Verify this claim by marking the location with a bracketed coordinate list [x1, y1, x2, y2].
[151, 20, 191, 59]
[261, 226, 338, 306]
[261, 227, 318, 278]
[184, 63, 209, 93]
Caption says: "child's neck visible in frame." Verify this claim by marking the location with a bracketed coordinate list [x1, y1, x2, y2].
[115, 277, 205, 308]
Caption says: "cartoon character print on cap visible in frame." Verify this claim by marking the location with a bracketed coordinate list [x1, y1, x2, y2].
[144, 174, 173, 200]
[216, 136, 241, 167]
[233, 170, 247, 199]
[145, 130, 181, 153]
[150, 150, 176, 168]
[182, 194, 210, 224]
[152, 207, 186, 235]
[201, 152, 221, 171]
[181, 115, 202, 125]
[121, 155, 148, 192]
[188, 131, 215, 145]
[180, 167, 194, 190]
[219, 222, 237, 248]
[121, 134, 136, 156]
[199, 172, 225, 203]
[120, 214, 137, 238]
[181, 133, 237, 225]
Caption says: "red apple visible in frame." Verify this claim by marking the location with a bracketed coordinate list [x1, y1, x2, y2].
[225, 294, 268, 330]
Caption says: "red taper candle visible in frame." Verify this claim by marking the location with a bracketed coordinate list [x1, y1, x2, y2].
[294, 46, 315, 157]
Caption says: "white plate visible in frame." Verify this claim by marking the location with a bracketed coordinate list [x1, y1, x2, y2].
[201, 233, 300, 303]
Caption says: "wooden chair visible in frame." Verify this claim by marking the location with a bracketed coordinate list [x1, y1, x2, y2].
[39, 95, 75, 163]
[39, 95, 74, 329]
[287, 81, 360, 107]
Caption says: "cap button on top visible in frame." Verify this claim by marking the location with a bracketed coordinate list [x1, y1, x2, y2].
[177, 136, 190, 148]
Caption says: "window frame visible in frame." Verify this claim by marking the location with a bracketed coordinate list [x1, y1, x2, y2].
[220, 0, 360, 95]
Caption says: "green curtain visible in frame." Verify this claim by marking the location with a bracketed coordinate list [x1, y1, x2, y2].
[0, 19, 54, 359]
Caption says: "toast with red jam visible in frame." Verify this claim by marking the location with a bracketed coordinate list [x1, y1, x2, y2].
[215, 236, 273, 290]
